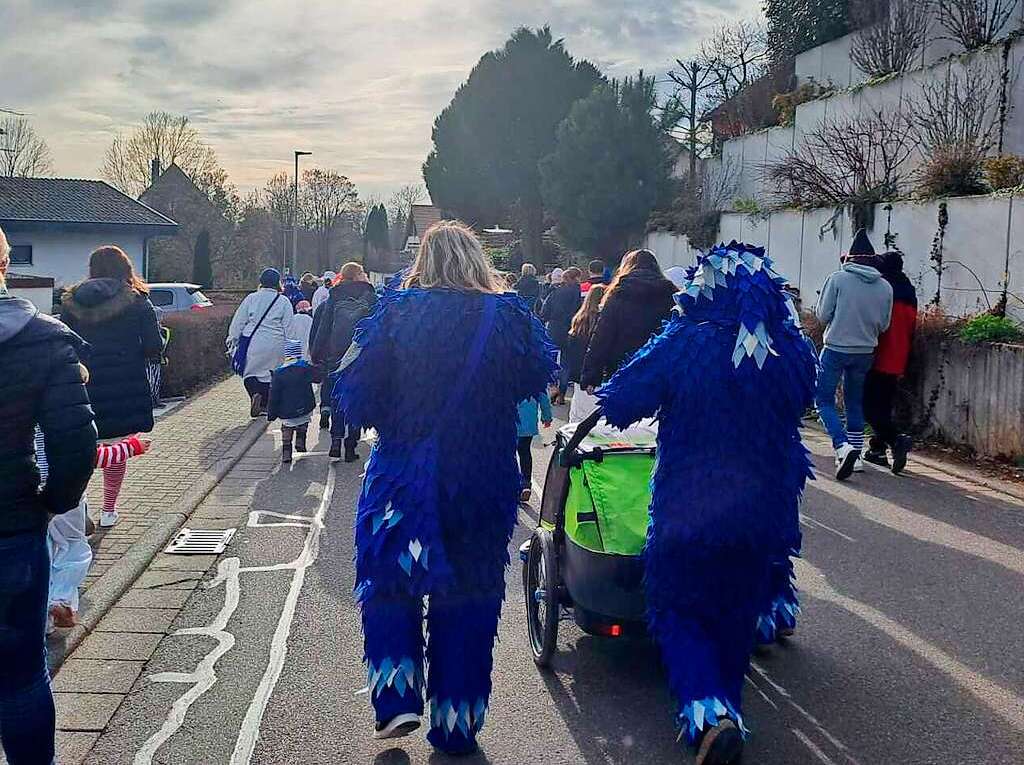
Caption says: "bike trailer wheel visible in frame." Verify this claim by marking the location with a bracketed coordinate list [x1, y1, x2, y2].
[524, 528, 559, 668]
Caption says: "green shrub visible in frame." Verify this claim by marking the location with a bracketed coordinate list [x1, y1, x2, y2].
[772, 81, 834, 127]
[918, 144, 989, 198]
[161, 304, 236, 397]
[959, 314, 1024, 345]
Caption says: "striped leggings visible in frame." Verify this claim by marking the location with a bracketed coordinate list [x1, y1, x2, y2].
[101, 463, 127, 511]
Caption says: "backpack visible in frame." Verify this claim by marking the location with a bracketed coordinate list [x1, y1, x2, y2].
[326, 292, 375, 363]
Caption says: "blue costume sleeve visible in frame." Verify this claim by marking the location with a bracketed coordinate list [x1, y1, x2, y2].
[538, 392, 553, 424]
[332, 292, 398, 430]
[498, 295, 559, 404]
[597, 317, 686, 429]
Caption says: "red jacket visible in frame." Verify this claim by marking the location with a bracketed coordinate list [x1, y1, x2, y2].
[873, 301, 916, 375]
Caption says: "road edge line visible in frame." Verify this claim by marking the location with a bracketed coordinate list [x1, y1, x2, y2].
[49, 415, 270, 671]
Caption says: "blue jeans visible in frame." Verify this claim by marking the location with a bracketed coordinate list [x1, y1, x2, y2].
[0, 531, 55, 765]
[815, 348, 874, 449]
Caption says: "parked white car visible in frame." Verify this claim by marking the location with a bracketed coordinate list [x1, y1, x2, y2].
[148, 283, 213, 315]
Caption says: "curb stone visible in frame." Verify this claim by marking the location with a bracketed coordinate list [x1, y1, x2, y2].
[48, 415, 269, 671]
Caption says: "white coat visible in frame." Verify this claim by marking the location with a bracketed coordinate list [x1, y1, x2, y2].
[287, 311, 313, 361]
[312, 284, 330, 311]
[227, 288, 293, 382]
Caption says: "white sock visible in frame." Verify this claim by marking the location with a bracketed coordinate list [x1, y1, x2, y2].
[848, 431, 864, 453]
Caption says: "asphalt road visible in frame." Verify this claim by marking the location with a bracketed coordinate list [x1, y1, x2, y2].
[82, 412, 1024, 764]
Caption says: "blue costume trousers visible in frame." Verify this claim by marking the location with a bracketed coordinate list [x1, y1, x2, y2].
[362, 586, 503, 754]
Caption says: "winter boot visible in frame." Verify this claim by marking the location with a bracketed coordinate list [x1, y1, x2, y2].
[320, 407, 331, 430]
[294, 424, 308, 453]
[329, 438, 343, 462]
[281, 427, 294, 464]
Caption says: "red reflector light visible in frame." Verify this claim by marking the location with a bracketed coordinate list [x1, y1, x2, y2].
[605, 624, 622, 637]
[190, 304, 206, 311]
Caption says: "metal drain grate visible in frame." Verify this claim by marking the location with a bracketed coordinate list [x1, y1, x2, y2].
[164, 528, 236, 555]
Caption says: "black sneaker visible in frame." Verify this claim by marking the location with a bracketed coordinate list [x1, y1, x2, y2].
[863, 449, 890, 468]
[344, 447, 360, 463]
[329, 439, 342, 462]
[891, 434, 912, 475]
[319, 409, 331, 430]
[249, 393, 263, 418]
[373, 712, 420, 740]
[294, 428, 308, 453]
[696, 719, 743, 765]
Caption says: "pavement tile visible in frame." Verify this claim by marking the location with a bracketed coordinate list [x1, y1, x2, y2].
[56, 731, 100, 765]
[117, 588, 194, 609]
[95, 607, 178, 634]
[54, 692, 123, 731]
[53, 659, 145, 694]
[73, 633, 163, 661]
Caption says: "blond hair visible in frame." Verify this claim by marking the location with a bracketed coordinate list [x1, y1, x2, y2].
[402, 221, 501, 293]
[339, 261, 366, 281]
[0, 226, 9, 290]
[569, 284, 606, 338]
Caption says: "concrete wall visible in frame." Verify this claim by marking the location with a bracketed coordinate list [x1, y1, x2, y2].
[7, 285, 53, 313]
[5, 228, 147, 288]
[644, 194, 1024, 320]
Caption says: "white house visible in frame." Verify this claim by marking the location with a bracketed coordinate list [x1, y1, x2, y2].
[0, 177, 178, 309]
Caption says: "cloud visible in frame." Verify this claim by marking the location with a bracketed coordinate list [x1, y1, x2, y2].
[3, 0, 762, 197]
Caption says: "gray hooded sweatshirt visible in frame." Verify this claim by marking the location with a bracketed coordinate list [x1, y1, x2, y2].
[816, 263, 893, 354]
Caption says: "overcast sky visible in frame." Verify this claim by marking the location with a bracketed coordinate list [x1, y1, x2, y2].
[2, 0, 762, 199]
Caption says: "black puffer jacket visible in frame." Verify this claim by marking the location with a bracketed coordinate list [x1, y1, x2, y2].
[0, 295, 97, 535]
[540, 283, 582, 349]
[580, 269, 677, 388]
[309, 280, 379, 370]
[62, 278, 163, 439]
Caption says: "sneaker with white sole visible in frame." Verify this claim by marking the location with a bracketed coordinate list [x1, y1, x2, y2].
[373, 712, 421, 740]
[834, 443, 858, 481]
[853, 456, 865, 473]
[99, 510, 119, 528]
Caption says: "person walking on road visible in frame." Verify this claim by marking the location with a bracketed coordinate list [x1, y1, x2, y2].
[310, 261, 378, 461]
[581, 249, 676, 392]
[0, 226, 97, 765]
[565, 284, 605, 422]
[539, 266, 582, 404]
[514, 263, 541, 312]
[61, 245, 163, 528]
[815, 230, 893, 480]
[516, 393, 553, 503]
[580, 258, 607, 293]
[227, 268, 294, 418]
[333, 221, 556, 754]
[312, 270, 336, 311]
[597, 243, 816, 765]
[863, 250, 917, 473]
[267, 339, 317, 463]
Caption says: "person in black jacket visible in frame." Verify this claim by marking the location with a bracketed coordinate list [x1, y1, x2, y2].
[539, 266, 582, 404]
[514, 263, 541, 312]
[581, 249, 677, 391]
[310, 262, 379, 461]
[61, 245, 162, 529]
[268, 340, 317, 463]
[0, 227, 97, 765]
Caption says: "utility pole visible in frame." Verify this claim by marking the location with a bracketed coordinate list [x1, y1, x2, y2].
[292, 150, 312, 275]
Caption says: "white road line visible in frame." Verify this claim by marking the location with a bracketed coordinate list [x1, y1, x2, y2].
[796, 557, 1024, 732]
[791, 728, 839, 765]
[231, 466, 336, 764]
[744, 675, 779, 709]
[134, 467, 336, 765]
[800, 513, 857, 543]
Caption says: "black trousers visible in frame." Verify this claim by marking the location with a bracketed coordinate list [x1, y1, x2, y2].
[863, 370, 900, 451]
[517, 436, 533, 488]
[243, 377, 270, 401]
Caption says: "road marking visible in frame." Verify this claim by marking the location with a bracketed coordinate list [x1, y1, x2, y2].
[800, 513, 856, 543]
[811, 480, 1024, 576]
[791, 727, 839, 765]
[796, 557, 1024, 732]
[134, 467, 336, 765]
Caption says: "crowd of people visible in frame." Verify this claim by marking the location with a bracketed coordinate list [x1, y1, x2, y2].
[1, 207, 921, 765]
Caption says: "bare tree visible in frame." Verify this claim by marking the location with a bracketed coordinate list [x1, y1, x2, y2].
[387, 183, 426, 249]
[850, 0, 931, 78]
[766, 106, 916, 210]
[907, 60, 1004, 195]
[937, 0, 1017, 51]
[300, 168, 360, 269]
[0, 116, 53, 177]
[699, 21, 771, 107]
[102, 111, 225, 198]
[665, 60, 718, 177]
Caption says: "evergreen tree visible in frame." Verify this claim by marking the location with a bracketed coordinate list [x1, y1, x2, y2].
[363, 204, 391, 272]
[423, 26, 603, 261]
[192, 230, 213, 287]
[764, 0, 850, 59]
[540, 73, 671, 260]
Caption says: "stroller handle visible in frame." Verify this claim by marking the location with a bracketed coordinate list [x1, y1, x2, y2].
[559, 407, 604, 467]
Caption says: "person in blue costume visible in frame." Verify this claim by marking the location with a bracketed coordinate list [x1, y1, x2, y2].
[596, 241, 816, 765]
[333, 221, 557, 754]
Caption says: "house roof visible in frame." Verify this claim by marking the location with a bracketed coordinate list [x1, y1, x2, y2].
[408, 204, 443, 237]
[0, 177, 178, 230]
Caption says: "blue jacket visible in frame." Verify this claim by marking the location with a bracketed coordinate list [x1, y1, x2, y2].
[267, 359, 316, 421]
[517, 394, 553, 437]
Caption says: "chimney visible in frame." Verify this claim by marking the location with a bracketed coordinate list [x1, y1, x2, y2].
[150, 157, 161, 187]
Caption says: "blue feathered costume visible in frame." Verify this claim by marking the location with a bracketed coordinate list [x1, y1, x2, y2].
[597, 242, 815, 748]
[333, 287, 557, 753]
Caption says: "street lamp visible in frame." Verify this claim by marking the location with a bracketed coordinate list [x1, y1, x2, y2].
[292, 150, 312, 275]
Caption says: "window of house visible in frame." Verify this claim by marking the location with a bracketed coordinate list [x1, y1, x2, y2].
[150, 289, 174, 307]
[9, 245, 32, 265]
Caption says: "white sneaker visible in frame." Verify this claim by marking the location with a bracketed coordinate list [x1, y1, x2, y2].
[99, 510, 119, 528]
[834, 444, 858, 481]
[853, 456, 865, 473]
[373, 712, 421, 740]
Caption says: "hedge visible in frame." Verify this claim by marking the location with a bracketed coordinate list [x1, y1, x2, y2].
[161, 304, 236, 397]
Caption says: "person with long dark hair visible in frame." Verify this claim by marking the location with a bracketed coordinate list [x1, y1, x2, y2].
[539, 266, 582, 404]
[334, 221, 556, 754]
[61, 245, 162, 528]
[581, 249, 676, 392]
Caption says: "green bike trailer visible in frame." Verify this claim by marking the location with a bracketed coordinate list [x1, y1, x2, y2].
[522, 410, 656, 666]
